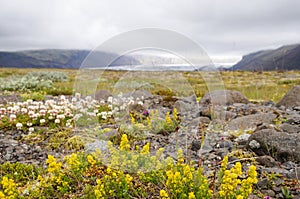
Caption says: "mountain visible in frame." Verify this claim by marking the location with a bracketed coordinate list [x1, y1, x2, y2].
[231, 44, 300, 71]
[0, 49, 140, 68]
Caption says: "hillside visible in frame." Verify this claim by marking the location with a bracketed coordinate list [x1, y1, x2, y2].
[231, 44, 300, 71]
[0, 49, 140, 68]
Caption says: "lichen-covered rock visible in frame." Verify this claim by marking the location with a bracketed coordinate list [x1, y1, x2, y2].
[276, 85, 300, 108]
[225, 112, 276, 131]
[247, 129, 300, 162]
[200, 90, 249, 105]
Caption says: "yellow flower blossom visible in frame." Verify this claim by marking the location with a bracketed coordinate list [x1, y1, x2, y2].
[160, 189, 169, 199]
[140, 143, 150, 155]
[1, 176, 18, 198]
[119, 134, 130, 151]
[165, 112, 172, 126]
[188, 192, 196, 199]
[46, 155, 62, 173]
[87, 154, 97, 165]
[173, 108, 178, 120]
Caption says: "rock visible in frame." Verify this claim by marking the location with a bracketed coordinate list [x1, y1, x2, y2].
[174, 95, 198, 114]
[217, 140, 233, 150]
[223, 111, 237, 121]
[257, 178, 271, 189]
[235, 134, 251, 145]
[276, 85, 300, 108]
[98, 129, 117, 140]
[200, 90, 249, 105]
[191, 140, 201, 151]
[248, 129, 300, 162]
[123, 90, 152, 99]
[261, 190, 276, 197]
[198, 117, 211, 125]
[286, 114, 300, 125]
[85, 140, 109, 154]
[287, 167, 300, 179]
[280, 123, 300, 134]
[225, 113, 277, 131]
[256, 155, 279, 167]
[94, 90, 112, 101]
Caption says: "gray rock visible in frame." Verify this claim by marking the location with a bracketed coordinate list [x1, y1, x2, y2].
[276, 85, 300, 108]
[256, 155, 279, 167]
[85, 140, 109, 154]
[294, 106, 300, 111]
[94, 90, 112, 101]
[248, 129, 300, 162]
[225, 112, 276, 131]
[123, 90, 152, 99]
[174, 97, 198, 114]
[287, 167, 300, 179]
[198, 117, 211, 125]
[286, 114, 300, 125]
[98, 129, 117, 140]
[235, 133, 251, 144]
[280, 123, 300, 134]
[200, 90, 249, 105]
[261, 190, 275, 197]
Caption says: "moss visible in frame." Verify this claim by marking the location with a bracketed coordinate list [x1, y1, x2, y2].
[0, 162, 41, 185]
[65, 135, 85, 151]
[20, 91, 46, 101]
[47, 129, 73, 150]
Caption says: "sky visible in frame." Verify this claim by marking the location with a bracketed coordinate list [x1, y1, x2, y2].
[0, 0, 300, 65]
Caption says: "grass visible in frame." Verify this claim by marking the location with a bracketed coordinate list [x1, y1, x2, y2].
[1, 68, 300, 103]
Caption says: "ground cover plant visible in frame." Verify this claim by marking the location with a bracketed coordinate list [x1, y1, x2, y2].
[1, 68, 300, 102]
[0, 68, 300, 198]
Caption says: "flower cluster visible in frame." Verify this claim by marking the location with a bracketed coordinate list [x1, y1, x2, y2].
[163, 149, 212, 199]
[218, 155, 258, 199]
[0, 135, 259, 198]
[0, 176, 19, 198]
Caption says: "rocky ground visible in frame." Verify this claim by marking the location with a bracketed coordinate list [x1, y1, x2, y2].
[1, 86, 300, 198]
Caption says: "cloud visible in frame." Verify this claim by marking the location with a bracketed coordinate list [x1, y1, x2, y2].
[0, 0, 299, 64]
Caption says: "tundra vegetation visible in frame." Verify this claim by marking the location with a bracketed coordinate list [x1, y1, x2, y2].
[0, 68, 299, 198]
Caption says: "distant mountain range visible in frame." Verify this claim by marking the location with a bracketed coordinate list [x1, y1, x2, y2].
[0, 49, 140, 68]
[231, 44, 300, 71]
[1, 44, 300, 70]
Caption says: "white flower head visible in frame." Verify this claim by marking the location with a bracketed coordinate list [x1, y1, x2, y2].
[107, 96, 113, 104]
[16, 122, 23, 130]
[10, 114, 16, 121]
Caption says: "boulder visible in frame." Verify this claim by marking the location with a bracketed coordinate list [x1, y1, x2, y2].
[94, 90, 112, 101]
[200, 90, 249, 105]
[280, 123, 300, 134]
[276, 85, 300, 108]
[225, 112, 276, 131]
[85, 140, 109, 154]
[247, 129, 300, 162]
[123, 90, 152, 99]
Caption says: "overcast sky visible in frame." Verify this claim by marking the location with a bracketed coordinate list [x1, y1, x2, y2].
[0, 0, 300, 64]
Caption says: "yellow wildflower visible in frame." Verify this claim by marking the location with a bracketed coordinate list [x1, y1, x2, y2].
[160, 189, 169, 199]
[125, 174, 133, 184]
[119, 134, 130, 151]
[0, 191, 5, 199]
[173, 108, 178, 120]
[46, 155, 62, 173]
[140, 143, 150, 155]
[165, 112, 172, 126]
[188, 192, 196, 199]
[87, 154, 97, 165]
